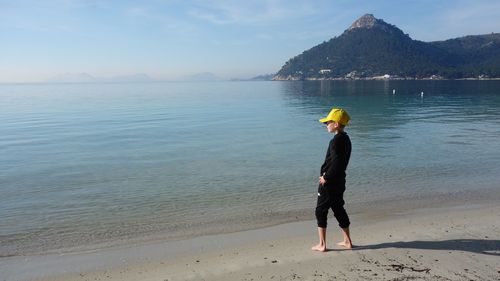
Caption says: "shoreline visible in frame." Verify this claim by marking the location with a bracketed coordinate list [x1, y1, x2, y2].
[271, 77, 500, 81]
[2, 78, 500, 85]
[2, 186, 500, 258]
[1, 187, 499, 281]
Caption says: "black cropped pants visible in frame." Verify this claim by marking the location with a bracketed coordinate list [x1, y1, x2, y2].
[315, 184, 350, 229]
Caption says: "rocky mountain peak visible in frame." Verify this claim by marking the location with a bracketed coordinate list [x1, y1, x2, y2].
[348, 14, 383, 30]
[345, 14, 405, 37]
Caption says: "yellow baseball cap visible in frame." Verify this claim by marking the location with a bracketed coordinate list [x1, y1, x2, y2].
[319, 108, 350, 125]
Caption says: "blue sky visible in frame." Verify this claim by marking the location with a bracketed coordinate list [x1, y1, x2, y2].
[1, 0, 499, 82]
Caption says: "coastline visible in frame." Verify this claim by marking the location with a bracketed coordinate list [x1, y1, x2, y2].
[271, 76, 500, 81]
[2, 186, 499, 258]
[1, 187, 499, 281]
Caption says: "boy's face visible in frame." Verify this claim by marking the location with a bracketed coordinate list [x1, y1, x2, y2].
[325, 121, 338, 133]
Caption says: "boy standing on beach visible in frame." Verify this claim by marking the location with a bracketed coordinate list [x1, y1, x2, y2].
[312, 108, 353, 252]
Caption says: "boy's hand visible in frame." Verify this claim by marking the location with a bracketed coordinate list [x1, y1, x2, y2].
[319, 176, 326, 186]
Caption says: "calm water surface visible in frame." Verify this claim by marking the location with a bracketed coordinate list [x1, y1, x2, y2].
[1, 80, 500, 255]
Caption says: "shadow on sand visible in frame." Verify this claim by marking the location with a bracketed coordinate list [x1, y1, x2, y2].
[353, 239, 500, 256]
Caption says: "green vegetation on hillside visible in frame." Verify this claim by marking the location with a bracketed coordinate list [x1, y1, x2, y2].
[275, 15, 500, 80]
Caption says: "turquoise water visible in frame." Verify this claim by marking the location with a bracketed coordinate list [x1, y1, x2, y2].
[1, 80, 500, 256]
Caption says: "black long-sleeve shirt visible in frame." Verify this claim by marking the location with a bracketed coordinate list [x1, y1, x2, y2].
[320, 132, 351, 186]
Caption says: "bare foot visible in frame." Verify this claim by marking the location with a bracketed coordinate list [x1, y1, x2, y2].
[336, 241, 352, 249]
[311, 244, 327, 252]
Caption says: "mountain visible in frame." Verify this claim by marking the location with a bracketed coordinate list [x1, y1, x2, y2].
[45, 73, 156, 83]
[274, 14, 500, 80]
[249, 73, 275, 81]
[45, 73, 97, 83]
[429, 34, 500, 77]
[183, 72, 223, 81]
[103, 73, 156, 82]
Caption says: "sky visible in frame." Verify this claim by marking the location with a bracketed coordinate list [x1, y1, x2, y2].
[1, 0, 499, 82]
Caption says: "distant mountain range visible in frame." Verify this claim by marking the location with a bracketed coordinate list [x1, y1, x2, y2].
[45, 73, 156, 83]
[274, 14, 500, 80]
[45, 72, 232, 83]
[182, 72, 223, 81]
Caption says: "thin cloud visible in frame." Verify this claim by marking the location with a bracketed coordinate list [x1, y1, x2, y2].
[123, 4, 201, 37]
[442, 1, 500, 22]
[187, 0, 319, 25]
[435, 1, 500, 38]
[255, 33, 273, 40]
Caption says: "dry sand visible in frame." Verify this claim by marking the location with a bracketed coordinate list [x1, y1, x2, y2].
[3, 198, 499, 281]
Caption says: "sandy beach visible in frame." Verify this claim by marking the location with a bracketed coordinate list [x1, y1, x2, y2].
[1, 189, 499, 281]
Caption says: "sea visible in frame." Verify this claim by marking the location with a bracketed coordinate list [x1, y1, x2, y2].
[1, 80, 500, 256]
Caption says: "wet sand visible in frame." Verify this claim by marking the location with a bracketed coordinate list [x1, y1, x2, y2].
[2, 190, 500, 281]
